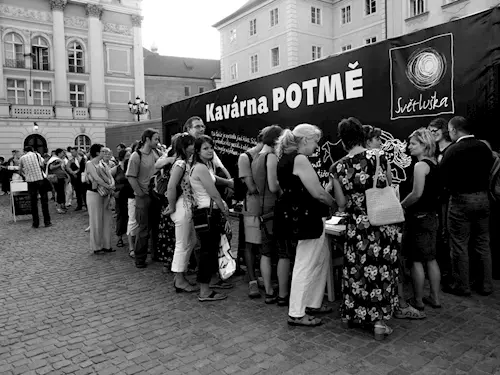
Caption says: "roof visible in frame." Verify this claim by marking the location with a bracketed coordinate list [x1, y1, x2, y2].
[212, 0, 268, 28]
[143, 48, 221, 80]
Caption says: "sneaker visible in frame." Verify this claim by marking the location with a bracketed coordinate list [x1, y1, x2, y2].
[248, 281, 261, 299]
[394, 304, 426, 320]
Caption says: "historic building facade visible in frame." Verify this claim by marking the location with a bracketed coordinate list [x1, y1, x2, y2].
[0, 0, 145, 157]
[214, 0, 498, 86]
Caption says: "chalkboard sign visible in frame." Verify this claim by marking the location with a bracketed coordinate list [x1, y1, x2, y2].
[12, 192, 31, 216]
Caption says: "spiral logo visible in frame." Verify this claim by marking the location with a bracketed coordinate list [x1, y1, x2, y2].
[405, 47, 447, 91]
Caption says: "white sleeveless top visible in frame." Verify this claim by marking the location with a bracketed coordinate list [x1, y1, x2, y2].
[190, 163, 216, 208]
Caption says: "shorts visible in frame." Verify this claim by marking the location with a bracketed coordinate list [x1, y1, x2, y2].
[127, 198, 139, 236]
[243, 215, 262, 244]
[402, 212, 438, 263]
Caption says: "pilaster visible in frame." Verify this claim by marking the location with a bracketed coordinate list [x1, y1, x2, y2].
[131, 15, 145, 99]
[285, 0, 299, 68]
[50, 0, 73, 119]
[86, 4, 108, 120]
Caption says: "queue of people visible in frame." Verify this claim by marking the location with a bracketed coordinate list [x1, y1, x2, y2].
[2, 113, 496, 341]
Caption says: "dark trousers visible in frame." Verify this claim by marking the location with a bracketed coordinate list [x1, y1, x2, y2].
[28, 180, 51, 226]
[55, 178, 66, 205]
[437, 200, 451, 281]
[197, 210, 222, 284]
[1, 170, 10, 193]
[71, 176, 85, 208]
[134, 194, 154, 265]
[448, 192, 493, 293]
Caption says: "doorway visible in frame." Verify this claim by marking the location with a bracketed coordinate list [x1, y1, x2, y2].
[24, 134, 47, 155]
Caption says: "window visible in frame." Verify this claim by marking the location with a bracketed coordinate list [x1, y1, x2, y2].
[270, 8, 279, 27]
[7, 79, 26, 104]
[68, 41, 84, 73]
[184, 86, 191, 96]
[311, 7, 321, 25]
[365, 0, 377, 15]
[250, 54, 258, 74]
[271, 47, 280, 67]
[33, 81, 51, 105]
[75, 135, 91, 153]
[32, 36, 49, 70]
[4, 33, 24, 68]
[341, 6, 352, 24]
[312, 46, 322, 61]
[69, 83, 85, 107]
[230, 29, 237, 43]
[249, 19, 257, 36]
[230, 63, 238, 80]
[409, 0, 425, 17]
[199, 87, 205, 94]
[365, 37, 377, 45]
[342, 44, 352, 52]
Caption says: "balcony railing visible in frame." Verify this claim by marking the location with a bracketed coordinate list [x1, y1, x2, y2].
[10, 105, 54, 118]
[5, 59, 26, 69]
[73, 107, 89, 119]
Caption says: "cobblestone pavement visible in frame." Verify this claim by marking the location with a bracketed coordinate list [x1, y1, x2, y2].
[1, 194, 500, 375]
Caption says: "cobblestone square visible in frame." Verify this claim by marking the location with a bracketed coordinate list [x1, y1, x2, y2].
[1, 196, 499, 375]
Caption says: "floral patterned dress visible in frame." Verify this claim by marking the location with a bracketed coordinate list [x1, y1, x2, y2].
[332, 150, 400, 324]
[156, 164, 176, 269]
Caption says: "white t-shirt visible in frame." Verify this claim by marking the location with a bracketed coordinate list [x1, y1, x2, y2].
[213, 151, 223, 170]
[190, 164, 216, 208]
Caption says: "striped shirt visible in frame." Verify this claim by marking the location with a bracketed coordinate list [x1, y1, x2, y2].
[19, 152, 44, 182]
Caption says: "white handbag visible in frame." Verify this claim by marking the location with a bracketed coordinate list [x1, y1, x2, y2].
[365, 152, 405, 226]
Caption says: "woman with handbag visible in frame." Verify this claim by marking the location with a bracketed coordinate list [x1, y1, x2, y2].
[47, 148, 70, 214]
[250, 125, 284, 304]
[274, 124, 334, 327]
[111, 149, 132, 248]
[166, 133, 198, 292]
[401, 128, 441, 311]
[330, 117, 401, 340]
[85, 143, 115, 254]
[190, 135, 232, 302]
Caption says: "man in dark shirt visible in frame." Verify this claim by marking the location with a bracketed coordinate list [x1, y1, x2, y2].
[440, 116, 494, 296]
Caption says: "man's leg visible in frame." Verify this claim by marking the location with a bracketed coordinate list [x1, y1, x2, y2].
[73, 178, 83, 209]
[134, 195, 151, 267]
[28, 181, 40, 227]
[471, 196, 493, 294]
[448, 198, 472, 294]
[39, 180, 51, 226]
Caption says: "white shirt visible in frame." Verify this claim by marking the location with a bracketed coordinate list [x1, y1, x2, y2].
[190, 165, 216, 208]
[456, 135, 474, 143]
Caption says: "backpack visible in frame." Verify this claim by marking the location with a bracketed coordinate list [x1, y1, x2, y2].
[489, 152, 500, 204]
[233, 151, 253, 201]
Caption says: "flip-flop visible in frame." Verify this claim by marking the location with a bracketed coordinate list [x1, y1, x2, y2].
[287, 315, 322, 327]
[198, 291, 227, 302]
[422, 296, 442, 309]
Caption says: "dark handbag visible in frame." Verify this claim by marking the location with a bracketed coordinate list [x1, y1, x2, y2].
[192, 204, 213, 233]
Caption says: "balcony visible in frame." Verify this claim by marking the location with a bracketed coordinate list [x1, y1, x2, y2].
[10, 105, 54, 118]
[5, 59, 26, 69]
[73, 107, 89, 119]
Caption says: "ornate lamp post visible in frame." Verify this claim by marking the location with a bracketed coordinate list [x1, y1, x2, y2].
[128, 96, 149, 121]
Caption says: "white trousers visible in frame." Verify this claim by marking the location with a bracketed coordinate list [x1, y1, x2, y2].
[127, 198, 138, 236]
[87, 191, 112, 251]
[289, 222, 329, 318]
[65, 180, 73, 206]
[170, 197, 197, 273]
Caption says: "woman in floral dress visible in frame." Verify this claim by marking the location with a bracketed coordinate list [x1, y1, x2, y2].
[330, 117, 400, 340]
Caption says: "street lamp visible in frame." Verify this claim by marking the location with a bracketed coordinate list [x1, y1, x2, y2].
[128, 95, 149, 121]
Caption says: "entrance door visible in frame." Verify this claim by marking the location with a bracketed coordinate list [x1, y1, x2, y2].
[24, 134, 47, 155]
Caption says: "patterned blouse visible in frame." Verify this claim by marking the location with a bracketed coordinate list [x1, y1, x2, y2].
[173, 159, 194, 209]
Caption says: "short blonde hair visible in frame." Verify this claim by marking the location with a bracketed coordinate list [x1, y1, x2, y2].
[275, 123, 322, 159]
[409, 128, 436, 157]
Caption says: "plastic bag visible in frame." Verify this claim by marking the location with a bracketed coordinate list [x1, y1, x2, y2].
[218, 234, 236, 280]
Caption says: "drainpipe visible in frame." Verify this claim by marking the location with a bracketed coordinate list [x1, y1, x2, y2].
[385, 0, 388, 40]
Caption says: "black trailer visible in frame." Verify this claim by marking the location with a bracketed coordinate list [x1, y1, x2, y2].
[162, 8, 500, 188]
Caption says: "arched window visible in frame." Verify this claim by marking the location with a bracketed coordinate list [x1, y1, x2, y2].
[4, 33, 24, 68]
[75, 135, 91, 153]
[32, 36, 49, 70]
[68, 42, 84, 73]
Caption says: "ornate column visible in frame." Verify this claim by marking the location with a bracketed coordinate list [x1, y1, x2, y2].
[50, 0, 73, 119]
[0, 27, 10, 117]
[131, 15, 145, 100]
[86, 4, 107, 120]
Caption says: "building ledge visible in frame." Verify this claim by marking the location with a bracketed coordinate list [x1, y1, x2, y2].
[10, 105, 54, 119]
[442, 0, 469, 10]
[405, 11, 430, 23]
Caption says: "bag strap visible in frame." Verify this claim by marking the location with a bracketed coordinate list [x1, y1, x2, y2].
[260, 153, 269, 216]
[372, 151, 381, 189]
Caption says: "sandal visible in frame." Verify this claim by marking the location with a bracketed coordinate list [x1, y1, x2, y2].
[174, 281, 199, 293]
[423, 296, 442, 309]
[277, 295, 289, 307]
[287, 315, 322, 327]
[407, 298, 425, 311]
[116, 238, 124, 247]
[265, 292, 277, 305]
[306, 305, 333, 315]
[210, 280, 233, 289]
[394, 304, 426, 320]
[198, 291, 227, 302]
[374, 321, 393, 341]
